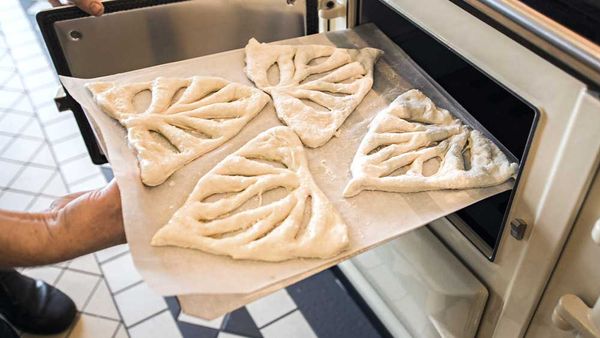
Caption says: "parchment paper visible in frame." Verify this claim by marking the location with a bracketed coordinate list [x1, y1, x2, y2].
[60, 24, 511, 307]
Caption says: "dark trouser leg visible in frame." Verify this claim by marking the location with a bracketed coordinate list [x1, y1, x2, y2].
[0, 268, 76, 334]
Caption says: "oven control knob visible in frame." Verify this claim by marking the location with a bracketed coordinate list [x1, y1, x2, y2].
[510, 218, 527, 240]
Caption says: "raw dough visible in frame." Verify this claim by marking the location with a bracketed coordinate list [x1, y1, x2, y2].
[86, 76, 270, 186]
[245, 38, 382, 148]
[152, 126, 350, 261]
[344, 89, 518, 197]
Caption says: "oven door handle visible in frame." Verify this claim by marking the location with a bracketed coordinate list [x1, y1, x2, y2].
[551, 219, 600, 337]
[552, 295, 600, 338]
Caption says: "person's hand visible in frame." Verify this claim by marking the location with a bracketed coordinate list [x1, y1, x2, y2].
[48, 0, 105, 17]
[50, 179, 126, 257]
[0, 179, 125, 267]
[49, 191, 89, 211]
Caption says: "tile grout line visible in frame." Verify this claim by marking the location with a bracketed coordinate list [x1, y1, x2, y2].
[0, 129, 44, 141]
[97, 250, 130, 265]
[67, 172, 106, 188]
[110, 323, 123, 338]
[258, 308, 299, 330]
[19, 145, 58, 211]
[78, 277, 103, 314]
[58, 151, 90, 166]
[36, 107, 71, 126]
[61, 265, 106, 279]
[8, 168, 60, 211]
[63, 266, 103, 277]
[49, 132, 80, 146]
[126, 308, 170, 330]
[111, 279, 144, 297]
[0, 156, 56, 170]
[0, 132, 45, 168]
[0, 184, 63, 199]
[34, 169, 63, 198]
[0, 114, 34, 167]
[78, 310, 122, 323]
[92, 252, 127, 325]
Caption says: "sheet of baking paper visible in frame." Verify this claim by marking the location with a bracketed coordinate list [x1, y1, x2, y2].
[60, 24, 512, 300]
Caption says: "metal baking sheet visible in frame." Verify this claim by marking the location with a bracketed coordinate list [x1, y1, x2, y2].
[60, 24, 512, 318]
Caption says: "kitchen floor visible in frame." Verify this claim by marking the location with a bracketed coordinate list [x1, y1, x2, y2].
[0, 1, 384, 337]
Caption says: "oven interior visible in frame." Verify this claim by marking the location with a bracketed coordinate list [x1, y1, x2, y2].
[360, 0, 539, 259]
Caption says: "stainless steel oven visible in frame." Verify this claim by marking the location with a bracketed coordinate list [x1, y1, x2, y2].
[36, 0, 600, 337]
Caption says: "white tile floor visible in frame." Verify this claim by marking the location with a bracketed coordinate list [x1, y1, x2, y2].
[260, 311, 317, 338]
[0, 1, 324, 337]
[246, 290, 297, 327]
[0, 0, 137, 336]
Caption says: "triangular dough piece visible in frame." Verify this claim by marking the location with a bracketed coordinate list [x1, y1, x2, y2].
[86, 76, 270, 186]
[344, 89, 518, 197]
[152, 126, 349, 261]
[245, 38, 382, 148]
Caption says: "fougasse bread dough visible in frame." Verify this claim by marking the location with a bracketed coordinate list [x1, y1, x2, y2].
[244, 38, 382, 148]
[152, 126, 350, 262]
[86, 76, 270, 186]
[344, 89, 518, 197]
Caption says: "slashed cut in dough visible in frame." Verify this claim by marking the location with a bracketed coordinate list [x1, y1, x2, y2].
[245, 38, 382, 148]
[86, 77, 270, 186]
[344, 89, 518, 197]
[152, 126, 350, 261]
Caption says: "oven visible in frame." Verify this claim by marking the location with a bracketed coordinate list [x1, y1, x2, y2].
[36, 0, 600, 337]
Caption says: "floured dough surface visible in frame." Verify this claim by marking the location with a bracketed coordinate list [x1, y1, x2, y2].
[86, 76, 270, 186]
[344, 89, 518, 197]
[245, 38, 382, 148]
[152, 126, 350, 261]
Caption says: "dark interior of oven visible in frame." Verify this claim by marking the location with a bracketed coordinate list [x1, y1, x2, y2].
[361, 0, 538, 259]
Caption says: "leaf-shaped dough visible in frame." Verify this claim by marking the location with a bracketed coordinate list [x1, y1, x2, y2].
[87, 76, 270, 186]
[245, 38, 382, 148]
[344, 89, 518, 197]
[152, 126, 349, 261]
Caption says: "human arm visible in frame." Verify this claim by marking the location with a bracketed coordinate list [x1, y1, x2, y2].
[0, 179, 125, 268]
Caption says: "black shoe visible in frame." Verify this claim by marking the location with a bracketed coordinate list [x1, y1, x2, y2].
[0, 269, 76, 335]
[0, 317, 18, 338]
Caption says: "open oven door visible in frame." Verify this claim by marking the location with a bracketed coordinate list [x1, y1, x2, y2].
[36, 0, 317, 164]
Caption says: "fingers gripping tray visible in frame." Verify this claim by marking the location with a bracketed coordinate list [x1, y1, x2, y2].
[60, 24, 512, 319]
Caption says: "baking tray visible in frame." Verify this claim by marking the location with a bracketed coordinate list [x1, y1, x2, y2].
[60, 24, 513, 319]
